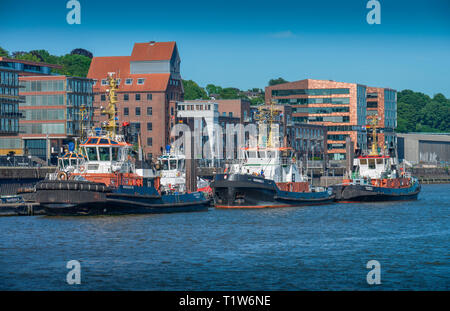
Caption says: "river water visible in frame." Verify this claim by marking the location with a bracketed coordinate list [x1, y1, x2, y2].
[0, 184, 448, 290]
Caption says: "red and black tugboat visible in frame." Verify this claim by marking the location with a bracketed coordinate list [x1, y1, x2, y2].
[332, 118, 421, 202]
[34, 74, 210, 216]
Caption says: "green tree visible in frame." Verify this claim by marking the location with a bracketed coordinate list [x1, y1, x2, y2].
[55, 54, 92, 77]
[397, 89, 450, 133]
[205, 84, 222, 96]
[182, 80, 208, 100]
[268, 77, 288, 86]
[250, 95, 265, 105]
[0, 46, 9, 57]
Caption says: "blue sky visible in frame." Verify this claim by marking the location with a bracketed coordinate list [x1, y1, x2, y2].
[1, 0, 449, 96]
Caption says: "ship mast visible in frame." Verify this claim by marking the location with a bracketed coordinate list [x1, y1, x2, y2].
[368, 115, 379, 156]
[101, 73, 119, 138]
[255, 100, 280, 148]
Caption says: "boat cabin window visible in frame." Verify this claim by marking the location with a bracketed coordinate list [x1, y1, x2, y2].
[368, 159, 376, 169]
[98, 147, 111, 161]
[179, 159, 185, 170]
[248, 151, 257, 158]
[63, 159, 69, 168]
[258, 151, 266, 158]
[376, 158, 383, 165]
[86, 147, 98, 161]
[267, 150, 276, 158]
[170, 159, 177, 170]
[112, 147, 120, 161]
[359, 159, 367, 165]
[162, 160, 169, 170]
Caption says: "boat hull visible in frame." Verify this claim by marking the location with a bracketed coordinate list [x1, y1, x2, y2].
[35, 180, 209, 216]
[211, 174, 334, 208]
[332, 182, 421, 202]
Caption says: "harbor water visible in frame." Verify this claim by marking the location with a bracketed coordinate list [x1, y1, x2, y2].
[0, 184, 448, 290]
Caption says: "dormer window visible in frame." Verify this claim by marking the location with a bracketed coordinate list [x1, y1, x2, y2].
[137, 78, 145, 85]
[125, 78, 133, 85]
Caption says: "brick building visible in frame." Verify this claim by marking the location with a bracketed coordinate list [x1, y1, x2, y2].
[266, 79, 369, 162]
[87, 41, 184, 160]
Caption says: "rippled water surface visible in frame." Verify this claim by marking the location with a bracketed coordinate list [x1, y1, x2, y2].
[0, 184, 448, 290]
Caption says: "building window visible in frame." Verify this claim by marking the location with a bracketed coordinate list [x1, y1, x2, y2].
[124, 94, 129, 101]
[116, 79, 121, 85]
[101, 79, 107, 86]
[101, 94, 106, 101]
[125, 78, 133, 85]
[147, 137, 152, 146]
[147, 93, 152, 100]
[135, 93, 141, 101]
[147, 122, 152, 131]
[171, 107, 174, 116]
[147, 107, 152, 116]
[147, 153, 152, 159]
[93, 79, 97, 86]
[124, 107, 129, 116]
[135, 107, 141, 116]
[137, 78, 145, 85]
[229, 112, 233, 117]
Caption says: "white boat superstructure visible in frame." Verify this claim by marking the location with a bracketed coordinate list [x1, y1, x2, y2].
[157, 148, 210, 193]
[230, 147, 307, 183]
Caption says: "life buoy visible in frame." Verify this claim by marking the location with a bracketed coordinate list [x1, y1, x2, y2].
[57, 171, 68, 180]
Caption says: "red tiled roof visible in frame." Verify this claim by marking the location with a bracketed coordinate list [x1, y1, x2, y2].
[130, 41, 175, 61]
[87, 56, 131, 77]
[87, 41, 176, 92]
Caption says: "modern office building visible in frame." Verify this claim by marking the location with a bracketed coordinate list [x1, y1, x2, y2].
[0, 57, 63, 156]
[17, 75, 94, 161]
[0, 68, 22, 156]
[366, 87, 397, 149]
[265, 79, 369, 162]
[87, 41, 184, 160]
[0, 57, 61, 76]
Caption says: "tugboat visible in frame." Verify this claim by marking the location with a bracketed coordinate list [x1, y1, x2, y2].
[211, 104, 334, 208]
[332, 117, 421, 202]
[156, 145, 212, 195]
[34, 74, 210, 216]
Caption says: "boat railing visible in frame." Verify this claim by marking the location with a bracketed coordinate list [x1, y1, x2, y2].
[85, 129, 127, 143]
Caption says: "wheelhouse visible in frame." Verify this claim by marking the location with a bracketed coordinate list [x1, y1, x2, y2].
[58, 152, 87, 172]
[159, 154, 185, 171]
[355, 155, 391, 179]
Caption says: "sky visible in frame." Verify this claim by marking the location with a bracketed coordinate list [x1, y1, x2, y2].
[0, 0, 449, 96]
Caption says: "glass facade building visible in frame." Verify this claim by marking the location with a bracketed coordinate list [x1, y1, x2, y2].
[16, 76, 94, 160]
[0, 69, 20, 138]
[266, 79, 370, 162]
